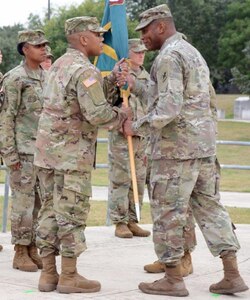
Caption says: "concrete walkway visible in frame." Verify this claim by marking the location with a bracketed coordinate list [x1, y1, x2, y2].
[0, 185, 250, 299]
[0, 224, 250, 300]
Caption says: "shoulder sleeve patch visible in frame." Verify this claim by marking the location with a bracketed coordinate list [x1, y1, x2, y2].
[83, 77, 97, 88]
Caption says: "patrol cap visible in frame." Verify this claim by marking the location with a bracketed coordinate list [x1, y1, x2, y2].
[17, 29, 49, 55]
[45, 45, 54, 59]
[128, 39, 147, 52]
[65, 16, 107, 36]
[135, 4, 172, 31]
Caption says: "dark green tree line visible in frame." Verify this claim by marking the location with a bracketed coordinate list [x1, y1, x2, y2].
[0, 0, 249, 94]
[0, 24, 24, 73]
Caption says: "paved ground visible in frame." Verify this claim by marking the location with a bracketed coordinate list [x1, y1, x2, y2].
[0, 224, 250, 300]
[0, 184, 250, 299]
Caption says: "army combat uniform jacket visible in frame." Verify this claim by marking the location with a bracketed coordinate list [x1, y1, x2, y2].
[34, 48, 126, 173]
[1, 63, 47, 166]
[133, 32, 216, 160]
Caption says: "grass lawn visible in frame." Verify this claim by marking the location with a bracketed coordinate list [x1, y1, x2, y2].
[216, 94, 243, 119]
[217, 121, 250, 192]
[1, 198, 250, 231]
[87, 201, 250, 226]
[91, 120, 250, 192]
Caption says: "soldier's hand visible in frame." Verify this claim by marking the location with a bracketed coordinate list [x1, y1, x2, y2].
[113, 58, 129, 87]
[9, 162, 21, 171]
[122, 120, 135, 137]
[121, 104, 133, 120]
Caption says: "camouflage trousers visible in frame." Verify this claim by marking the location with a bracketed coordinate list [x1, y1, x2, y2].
[36, 167, 91, 258]
[9, 154, 41, 245]
[108, 131, 148, 223]
[150, 156, 240, 265]
[146, 156, 197, 252]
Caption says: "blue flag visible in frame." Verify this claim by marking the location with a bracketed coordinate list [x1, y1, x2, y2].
[94, 0, 128, 77]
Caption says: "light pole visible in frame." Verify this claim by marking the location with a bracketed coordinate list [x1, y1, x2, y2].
[48, 0, 51, 20]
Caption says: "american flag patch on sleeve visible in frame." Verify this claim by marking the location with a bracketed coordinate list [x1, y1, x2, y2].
[83, 77, 97, 88]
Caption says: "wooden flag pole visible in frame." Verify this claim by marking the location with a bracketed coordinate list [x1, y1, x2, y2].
[122, 89, 140, 222]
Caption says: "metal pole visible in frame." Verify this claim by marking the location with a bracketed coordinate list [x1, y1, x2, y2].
[2, 170, 9, 233]
[48, 0, 51, 20]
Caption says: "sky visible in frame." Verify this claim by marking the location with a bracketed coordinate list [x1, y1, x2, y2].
[0, 0, 84, 27]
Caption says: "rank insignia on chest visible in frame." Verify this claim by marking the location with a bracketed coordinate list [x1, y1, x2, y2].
[83, 77, 97, 88]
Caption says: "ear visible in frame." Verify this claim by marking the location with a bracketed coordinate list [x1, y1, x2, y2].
[80, 35, 88, 47]
[22, 44, 29, 56]
[157, 21, 166, 35]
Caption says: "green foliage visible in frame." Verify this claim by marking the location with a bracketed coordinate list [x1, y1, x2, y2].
[43, 0, 105, 60]
[218, 0, 250, 71]
[126, 0, 236, 82]
[0, 0, 249, 91]
[126, 0, 167, 21]
[0, 24, 24, 73]
[231, 42, 250, 95]
[168, 0, 235, 84]
[27, 13, 44, 29]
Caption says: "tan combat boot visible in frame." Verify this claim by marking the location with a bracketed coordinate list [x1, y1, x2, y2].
[115, 223, 133, 238]
[139, 263, 189, 297]
[13, 245, 38, 272]
[57, 256, 101, 294]
[144, 261, 165, 273]
[181, 251, 193, 277]
[28, 245, 43, 269]
[0, 244, 3, 251]
[209, 251, 249, 294]
[128, 222, 151, 237]
[144, 251, 193, 276]
[39, 253, 59, 292]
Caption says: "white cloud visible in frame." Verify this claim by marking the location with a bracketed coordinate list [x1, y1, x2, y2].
[0, 0, 84, 27]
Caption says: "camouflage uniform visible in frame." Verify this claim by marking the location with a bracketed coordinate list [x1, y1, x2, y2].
[0, 71, 4, 160]
[34, 18, 127, 258]
[1, 31, 48, 245]
[108, 39, 150, 224]
[1, 62, 5, 164]
[133, 30, 240, 265]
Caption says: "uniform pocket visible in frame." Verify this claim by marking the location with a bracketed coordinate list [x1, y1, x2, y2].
[64, 173, 92, 197]
[151, 159, 183, 205]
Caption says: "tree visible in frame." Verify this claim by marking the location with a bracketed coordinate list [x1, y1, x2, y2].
[0, 24, 25, 74]
[231, 42, 250, 95]
[218, 0, 250, 72]
[27, 13, 44, 30]
[126, 0, 235, 83]
[43, 0, 105, 59]
[126, 0, 166, 21]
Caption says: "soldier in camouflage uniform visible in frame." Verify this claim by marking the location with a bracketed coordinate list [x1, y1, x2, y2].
[0, 48, 4, 158]
[144, 33, 201, 277]
[0, 49, 3, 81]
[0, 49, 3, 252]
[143, 80, 224, 277]
[0, 49, 3, 167]
[34, 16, 130, 294]
[124, 4, 249, 297]
[1, 30, 49, 271]
[108, 39, 151, 238]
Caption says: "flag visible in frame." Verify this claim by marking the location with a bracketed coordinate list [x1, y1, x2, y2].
[94, 0, 128, 77]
